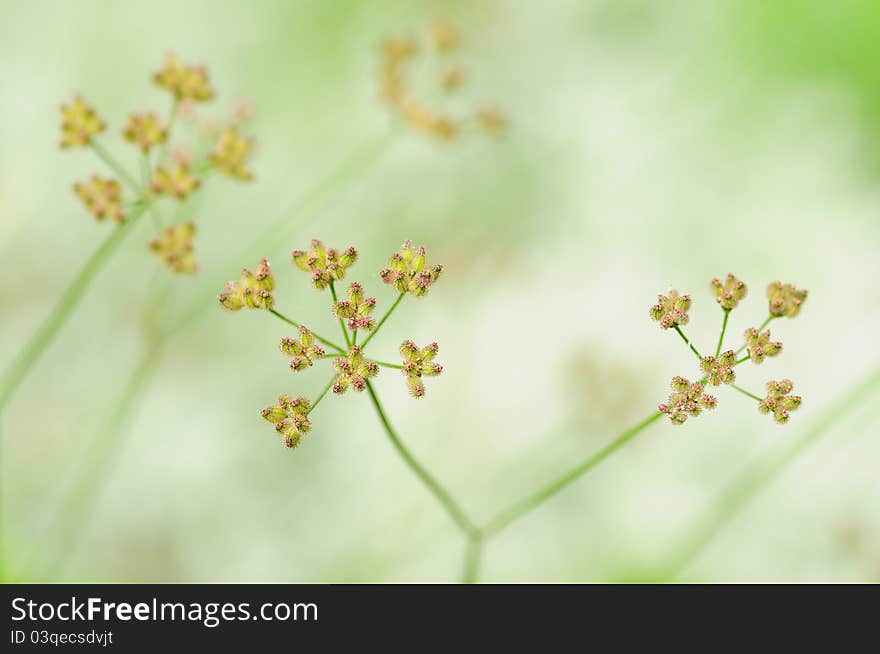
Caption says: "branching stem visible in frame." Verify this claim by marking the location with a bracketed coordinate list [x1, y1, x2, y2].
[673, 325, 703, 360]
[362, 293, 405, 350]
[268, 309, 346, 354]
[329, 281, 351, 348]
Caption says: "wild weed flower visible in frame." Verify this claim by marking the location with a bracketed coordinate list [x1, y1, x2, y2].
[649, 289, 691, 330]
[700, 350, 737, 386]
[653, 273, 807, 426]
[658, 376, 717, 425]
[379, 240, 443, 297]
[292, 240, 358, 290]
[218, 259, 275, 310]
[744, 327, 782, 364]
[332, 346, 379, 394]
[758, 379, 802, 424]
[207, 128, 253, 180]
[153, 53, 214, 102]
[122, 112, 167, 153]
[400, 340, 443, 398]
[149, 221, 197, 274]
[73, 176, 124, 222]
[150, 164, 201, 199]
[767, 281, 808, 318]
[281, 327, 326, 372]
[379, 21, 505, 141]
[261, 394, 312, 448]
[710, 273, 748, 310]
[333, 282, 377, 331]
[59, 96, 105, 148]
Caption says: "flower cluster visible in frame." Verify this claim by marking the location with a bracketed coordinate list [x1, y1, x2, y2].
[332, 346, 379, 394]
[379, 21, 505, 140]
[207, 128, 253, 180]
[59, 97, 105, 148]
[153, 54, 214, 102]
[333, 282, 377, 332]
[767, 281, 808, 318]
[261, 394, 312, 448]
[73, 176, 124, 222]
[122, 113, 167, 153]
[218, 259, 275, 310]
[658, 376, 717, 426]
[653, 274, 808, 425]
[281, 327, 325, 372]
[379, 240, 443, 297]
[758, 380, 802, 424]
[649, 289, 691, 330]
[744, 327, 782, 364]
[292, 240, 358, 290]
[400, 340, 443, 398]
[150, 164, 201, 199]
[710, 273, 748, 311]
[700, 350, 737, 386]
[148, 222, 197, 274]
[223, 240, 445, 449]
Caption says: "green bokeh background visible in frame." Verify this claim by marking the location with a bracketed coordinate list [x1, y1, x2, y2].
[1, 0, 878, 582]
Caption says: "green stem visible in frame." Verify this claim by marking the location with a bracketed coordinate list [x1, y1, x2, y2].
[268, 309, 345, 354]
[660, 363, 880, 580]
[673, 325, 703, 361]
[361, 293, 405, 350]
[352, 330, 358, 346]
[715, 310, 730, 357]
[308, 375, 336, 415]
[0, 205, 147, 410]
[481, 411, 665, 538]
[730, 384, 762, 402]
[463, 536, 483, 584]
[329, 282, 351, 348]
[89, 140, 140, 193]
[736, 354, 750, 365]
[735, 315, 775, 356]
[365, 380, 479, 538]
[140, 154, 162, 231]
[155, 97, 179, 166]
[375, 360, 404, 370]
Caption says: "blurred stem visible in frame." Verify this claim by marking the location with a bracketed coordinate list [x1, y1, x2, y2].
[730, 384, 762, 402]
[89, 140, 140, 193]
[268, 309, 345, 354]
[673, 325, 703, 360]
[139, 154, 162, 231]
[329, 282, 351, 348]
[0, 205, 148, 410]
[361, 293, 405, 350]
[463, 536, 482, 584]
[735, 315, 775, 356]
[715, 310, 730, 357]
[365, 380, 479, 540]
[659, 363, 880, 580]
[155, 97, 179, 166]
[308, 375, 336, 415]
[481, 411, 665, 538]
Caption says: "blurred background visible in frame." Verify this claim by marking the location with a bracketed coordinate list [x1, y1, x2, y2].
[1, 0, 879, 582]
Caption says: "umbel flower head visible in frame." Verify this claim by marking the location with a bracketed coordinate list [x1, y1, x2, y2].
[280, 326, 326, 372]
[207, 128, 253, 180]
[758, 379, 802, 424]
[150, 164, 201, 199]
[59, 96, 105, 148]
[379, 240, 443, 297]
[153, 54, 215, 102]
[332, 346, 379, 394]
[333, 282, 377, 331]
[400, 340, 443, 398]
[649, 289, 691, 330]
[74, 176, 124, 222]
[744, 327, 782, 364]
[700, 350, 737, 386]
[149, 222, 197, 274]
[292, 240, 358, 290]
[261, 394, 312, 448]
[658, 376, 717, 425]
[710, 273, 748, 311]
[767, 281, 808, 318]
[218, 259, 275, 310]
[122, 112, 167, 153]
